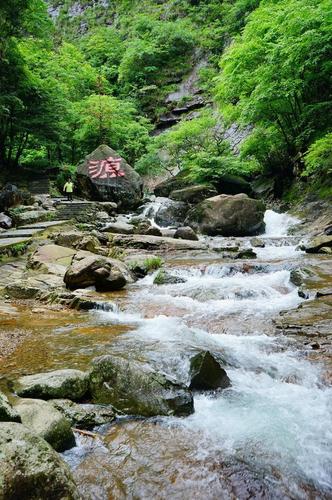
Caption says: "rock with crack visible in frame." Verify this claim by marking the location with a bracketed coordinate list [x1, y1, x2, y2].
[64, 253, 132, 291]
[0, 422, 79, 499]
[14, 398, 75, 452]
[50, 399, 116, 429]
[28, 244, 76, 275]
[89, 354, 194, 417]
[15, 369, 90, 401]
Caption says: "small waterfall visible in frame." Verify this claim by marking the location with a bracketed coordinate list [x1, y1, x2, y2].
[263, 209, 300, 237]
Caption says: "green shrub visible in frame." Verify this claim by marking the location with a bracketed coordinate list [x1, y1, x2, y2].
[303, 134, 332, 177]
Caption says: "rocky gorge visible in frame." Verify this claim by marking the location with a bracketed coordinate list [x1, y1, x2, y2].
[0, 175, 331, 499]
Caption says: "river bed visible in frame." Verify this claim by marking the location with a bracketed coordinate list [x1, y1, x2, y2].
[0, 210, 331, 499]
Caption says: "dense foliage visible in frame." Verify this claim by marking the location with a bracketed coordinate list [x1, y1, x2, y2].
[0, 0, 331, 193]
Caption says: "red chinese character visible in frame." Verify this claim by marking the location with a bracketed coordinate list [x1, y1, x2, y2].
[88, 157, 125, 179]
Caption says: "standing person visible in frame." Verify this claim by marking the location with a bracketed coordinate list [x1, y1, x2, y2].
[63, 178, 74, 201]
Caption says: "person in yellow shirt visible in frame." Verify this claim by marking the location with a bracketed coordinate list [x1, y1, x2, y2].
[63, 179, 74, 201]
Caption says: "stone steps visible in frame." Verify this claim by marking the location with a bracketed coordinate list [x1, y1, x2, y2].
[55, 200, 98, 220]
[0, 220, 68, 250]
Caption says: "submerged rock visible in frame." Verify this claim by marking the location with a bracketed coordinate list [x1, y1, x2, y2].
[186, 193, 265, 236]
[89, 354, 194, 417]
[76, 144, 143, 210]
[50, 399, 116, 429]
[0, 392, 21, 423]
[64, 254, 130, 291]
[154, 270, 186, 285]
[189, 351, 231, 391]
[15, 369, 89, 401]
[0, 422, 79, 499]
[15, 399, 75, 452]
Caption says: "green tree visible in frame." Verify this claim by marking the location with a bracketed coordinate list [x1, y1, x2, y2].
[216, 0, 332, 178]
[73, 94, 152, 164]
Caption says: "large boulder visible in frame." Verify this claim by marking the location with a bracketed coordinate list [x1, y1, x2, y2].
[186, 193, 265, 236]
[0, 392, 21, 423]
[14, 399, 75, 452]
[89, 355, 194, 417]
[76, 145, 143, 210]
[0, 422, 78, 499]
[154, 198, 189, 228]
[169, 184, 217, 204]
[15, 369, 89, 401]
[189, 351, 231, 390]
[64, 254, 130, 291]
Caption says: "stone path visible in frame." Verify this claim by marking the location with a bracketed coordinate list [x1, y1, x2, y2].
[0, 220, 68, 249]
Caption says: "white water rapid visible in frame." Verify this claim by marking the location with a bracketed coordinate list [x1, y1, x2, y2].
[63, 210, 332, 498]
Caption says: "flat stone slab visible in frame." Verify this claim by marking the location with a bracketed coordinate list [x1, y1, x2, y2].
[0, 229, 41, 239]
[0, 237, 31, 248]
[19, 220, 68, 229]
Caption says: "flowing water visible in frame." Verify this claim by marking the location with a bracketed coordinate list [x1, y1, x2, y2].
[1, 210, 331, 499]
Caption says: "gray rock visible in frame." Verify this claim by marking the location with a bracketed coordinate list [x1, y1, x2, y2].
[154, 270, 186, 285]
[112, 233, 206, 251]
[154, 173, 190, 197]
[154, 198, 189, 228]
[50, 399, 116, 429]
[15, 399, 75, 452]
[189, 351, 231, 390]
[103, 221, 134, 234]
[89, 354, 194, 417]
[64, 254, 130, 291]
[304, 234, 332, 253]
[250, 237, 265, 248]
[186, 193, 265, 236]
[170, 184, 217, 204]
[236, 249, 257, 259]
[96, 211, 110, 221]
[0, 392, 21, 423]
[0, 422, 79, 499]
[11, 210, 48, 226]
[15, 369, 89, 401]
[76, 145, 143, 210]
[174, 226, 198, 241]
[135, 221, 162, 237]
[0, 212, 12, 229]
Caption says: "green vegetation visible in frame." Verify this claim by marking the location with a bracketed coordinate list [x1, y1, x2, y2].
[0, 0, 331, 197]
[128, 256, 164, 274]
